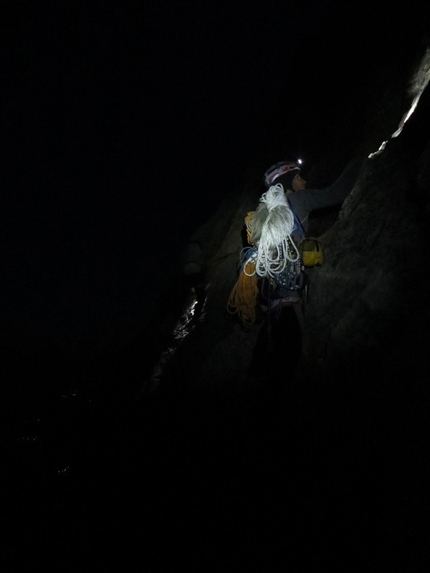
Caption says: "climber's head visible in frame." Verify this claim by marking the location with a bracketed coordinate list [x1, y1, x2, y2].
[291, 172, 306, 191]
[264, 160, 306, 192]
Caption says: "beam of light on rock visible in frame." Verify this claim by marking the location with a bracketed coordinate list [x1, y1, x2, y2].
[369, 47, 430, 158]
[144, 290, 207, 391]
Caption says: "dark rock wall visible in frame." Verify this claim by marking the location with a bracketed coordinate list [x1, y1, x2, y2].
[147, 39, 430, 399]
[299, 54, 430, 387]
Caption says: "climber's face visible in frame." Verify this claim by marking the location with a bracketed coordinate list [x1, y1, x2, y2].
[292, 173, 306, 191]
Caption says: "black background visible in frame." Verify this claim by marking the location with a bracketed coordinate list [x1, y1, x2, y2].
[4, 2, 430, 570]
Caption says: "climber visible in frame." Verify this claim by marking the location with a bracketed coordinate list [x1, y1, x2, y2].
[255, 156, 363, 313]
[234, 155, 365, 386]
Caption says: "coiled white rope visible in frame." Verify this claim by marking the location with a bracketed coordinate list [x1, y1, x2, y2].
[247, 183, 300, 278]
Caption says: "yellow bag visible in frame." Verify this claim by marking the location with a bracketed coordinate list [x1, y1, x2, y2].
[227, 260, 259, 327]
[299, 237, 323, 267]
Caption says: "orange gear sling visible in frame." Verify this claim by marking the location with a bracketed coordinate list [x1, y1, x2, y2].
[227, 212, 259, 327]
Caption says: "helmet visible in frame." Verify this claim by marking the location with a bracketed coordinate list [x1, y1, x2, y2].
[264, 161, 301, 188]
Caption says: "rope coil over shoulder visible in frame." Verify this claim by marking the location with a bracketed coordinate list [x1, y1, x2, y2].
[227, 184, 301, 326]
[248, 184, 300, 278]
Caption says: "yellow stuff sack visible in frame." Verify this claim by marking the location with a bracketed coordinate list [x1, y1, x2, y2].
[299, 237, 323, 267]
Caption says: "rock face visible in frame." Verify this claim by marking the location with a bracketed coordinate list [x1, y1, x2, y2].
[10, 16, 430, 572]
[144, 42, 430, 402]
[132, 42, 430, 567]
[130, 40, 430, 567]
